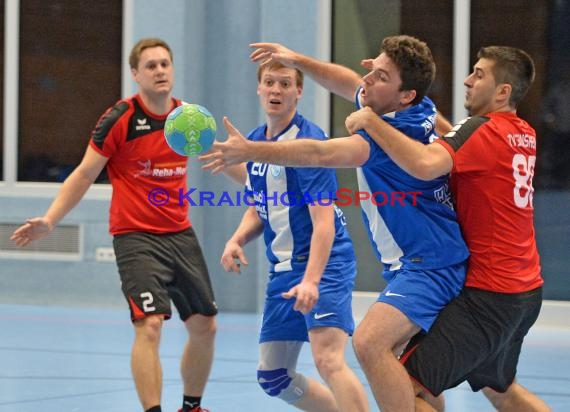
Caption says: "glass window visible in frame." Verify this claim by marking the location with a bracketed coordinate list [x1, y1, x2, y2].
[18, 0, 122, 182]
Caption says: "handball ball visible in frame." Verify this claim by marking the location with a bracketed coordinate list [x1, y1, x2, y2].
[164, 103, 217, 156]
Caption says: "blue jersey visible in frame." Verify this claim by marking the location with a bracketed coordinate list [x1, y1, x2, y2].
[355, 88, 469, 271]
[246, 112, 354, 273]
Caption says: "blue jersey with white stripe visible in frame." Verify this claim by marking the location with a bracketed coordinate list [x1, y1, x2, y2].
[355, 88, 469, 270]
[246, 112, 355, 273]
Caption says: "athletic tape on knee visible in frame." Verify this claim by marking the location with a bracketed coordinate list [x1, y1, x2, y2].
[257, 368, 308, 403]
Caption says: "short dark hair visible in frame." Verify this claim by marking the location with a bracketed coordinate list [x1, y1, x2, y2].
[129, 38, 173, 70]
[381, 35, 435, 105]
[477, 46, 535, 108]
[257, 60, 304, 88]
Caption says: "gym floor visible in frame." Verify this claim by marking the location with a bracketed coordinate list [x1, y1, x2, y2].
[1, 304, 569, 411]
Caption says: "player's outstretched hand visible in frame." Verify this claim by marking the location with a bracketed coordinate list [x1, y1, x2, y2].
[282, 281, 319, 314]
[345, 106, 377, 135]
[220, 240, 249, 274]
[249, 42, 299, 68]
[200, 117, 251, 175]
[10, 217, 53, 247]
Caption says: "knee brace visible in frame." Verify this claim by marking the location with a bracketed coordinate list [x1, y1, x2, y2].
[257, 368, 308, 404]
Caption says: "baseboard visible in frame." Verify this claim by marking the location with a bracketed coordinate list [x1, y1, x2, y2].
[352, 291, 570, 328]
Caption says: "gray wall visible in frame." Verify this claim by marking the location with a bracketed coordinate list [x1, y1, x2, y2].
[0, 197, 122, 307]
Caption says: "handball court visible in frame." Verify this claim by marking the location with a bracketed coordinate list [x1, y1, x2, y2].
[0, 299, 569, 411]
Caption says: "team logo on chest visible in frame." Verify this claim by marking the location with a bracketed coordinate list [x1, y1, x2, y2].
[250, 163, 284, 179]
[434, 183, 454, 210]
[133, 158, 187, 178]
[270, 165, 283, 178]
[250, 162, 268, 176]
[135, 159, 152, 177]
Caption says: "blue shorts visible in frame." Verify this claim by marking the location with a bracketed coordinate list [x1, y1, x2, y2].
[378, 261, 467, 332]
[259, 260, 356, 343]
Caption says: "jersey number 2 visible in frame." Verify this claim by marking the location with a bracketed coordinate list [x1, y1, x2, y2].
[512, 154, 535, 208]
[140, 292, 156, 313]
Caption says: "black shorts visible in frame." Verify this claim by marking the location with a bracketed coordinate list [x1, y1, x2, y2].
[402, 286, 542, 395]
[113, 228, 218, 322]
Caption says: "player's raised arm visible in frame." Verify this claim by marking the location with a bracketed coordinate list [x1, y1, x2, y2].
[250, 42, 362, 101]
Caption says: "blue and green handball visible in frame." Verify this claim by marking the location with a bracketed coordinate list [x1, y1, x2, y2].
[164, 103, 217, 156]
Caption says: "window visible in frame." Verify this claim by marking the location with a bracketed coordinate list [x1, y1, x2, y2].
[17, 0, 122, 183]
[332, 0, 453, 137]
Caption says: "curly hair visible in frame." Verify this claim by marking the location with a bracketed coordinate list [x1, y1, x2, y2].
[380, 35, 435, 105]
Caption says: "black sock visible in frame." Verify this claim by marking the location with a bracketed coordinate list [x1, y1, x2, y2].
[145, 406, 161, 412]
[182, 395, 202, 411]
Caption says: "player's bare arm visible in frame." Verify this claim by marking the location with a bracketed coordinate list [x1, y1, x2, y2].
[11, 146, 108, 247]
[222, 163, 247, 185]
[250, 42, 362, 101]
[345, 106, 453, 180]
[221, 206, 264, 274]
[201, 116, 370, 173]
[282, 203, 335, 314]
[435, 111, 453, 136]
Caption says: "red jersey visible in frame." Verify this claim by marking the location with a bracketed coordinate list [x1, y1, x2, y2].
[89, 94, 191, 235]
[437, 112, 543, 293]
